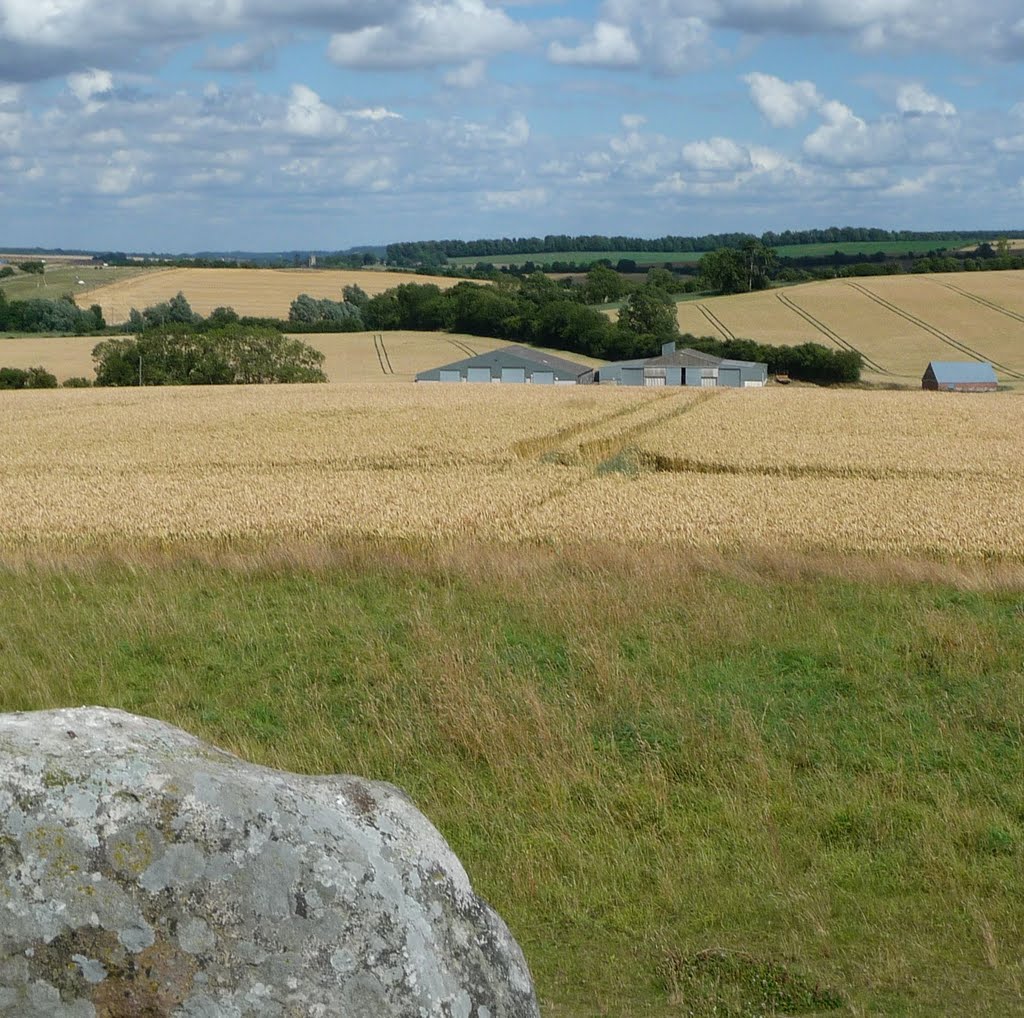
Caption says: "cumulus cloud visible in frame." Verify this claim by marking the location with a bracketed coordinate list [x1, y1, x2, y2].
[550, 0, 1024, 74]
[803, 100, 903, 166]
[744, 72, 821, 127]
[896, 83, 956, 117]
[285, 84, 347, 138]
[682, 136, 750, 172]
[550, 3, 711, 73]
[327, 0, 530, 69]
[549, 22, 639, 67]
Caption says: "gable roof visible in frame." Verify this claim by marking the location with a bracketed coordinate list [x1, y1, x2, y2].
[924, 361, 998, 384]
[415, 344, 590, 381]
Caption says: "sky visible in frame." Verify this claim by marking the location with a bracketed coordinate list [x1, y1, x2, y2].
[1, 1, 1024, 252]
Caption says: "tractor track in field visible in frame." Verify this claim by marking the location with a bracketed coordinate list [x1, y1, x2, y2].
[695, 303, 736, 341]
[512, 397, 659, 461]
[373, 333, 394, 374]
[926, 278, 1024, 327]
[775, 291, 891, 375]
[845, 281, 1024, 380]
[447, 338, 478, 358]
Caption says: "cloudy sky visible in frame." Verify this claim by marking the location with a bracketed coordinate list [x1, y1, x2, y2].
[2, 0, 1024, 252]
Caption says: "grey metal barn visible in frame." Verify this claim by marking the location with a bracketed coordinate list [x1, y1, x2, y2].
[578, 342, 767, 388]
[415, 345, 589, 384]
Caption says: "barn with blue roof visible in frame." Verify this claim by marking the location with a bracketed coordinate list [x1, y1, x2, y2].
[922, 361, 998, 392]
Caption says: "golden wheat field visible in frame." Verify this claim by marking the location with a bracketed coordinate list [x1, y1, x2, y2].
[0, 332, 552, 384]
[74, 267, 469, 324]
[0, 384, 1021, 559]
[674, 270, 1024, 385]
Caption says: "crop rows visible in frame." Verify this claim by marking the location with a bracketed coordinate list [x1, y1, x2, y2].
[0, 384, 1021, 559]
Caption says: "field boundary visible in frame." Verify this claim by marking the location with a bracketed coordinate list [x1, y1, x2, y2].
[844, 281, 1024, 380]
[775, 291, 890, 374]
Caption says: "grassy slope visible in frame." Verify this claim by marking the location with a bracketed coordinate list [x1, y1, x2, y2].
[0, 265, 151, 301]
[1, 543, 1021, 1017]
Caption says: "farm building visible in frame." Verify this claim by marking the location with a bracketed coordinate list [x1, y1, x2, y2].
[579, 342, 767, 388]
[922, 361, 998, 392]
[415, 345, 589, 384]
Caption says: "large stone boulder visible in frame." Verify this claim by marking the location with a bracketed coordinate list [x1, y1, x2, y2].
[0, 707, 539, 1018]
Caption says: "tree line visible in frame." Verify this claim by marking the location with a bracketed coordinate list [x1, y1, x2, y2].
[0, 291, 106, 333]
[385, 228, 1015, 265]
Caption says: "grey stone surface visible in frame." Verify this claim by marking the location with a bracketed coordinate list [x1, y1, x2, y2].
[0, 707, 539, 1018]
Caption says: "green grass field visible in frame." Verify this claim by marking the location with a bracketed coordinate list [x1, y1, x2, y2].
[447, 240, 978, 268]
[0, 264, 151, 302]
[771, 240, 977, 259]
[2, 542, 1021, 1017]
[448, 250, 704, 267]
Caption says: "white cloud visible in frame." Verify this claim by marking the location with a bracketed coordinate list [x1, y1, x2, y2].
[896, 83, 956, 117]
[549, 22, 639, 67]
[347, 107, 402, 121]
[67, 68, 113, 106]
[744, 72, 821, 127]
[803, 100, 902, 166]
[197, 37, 281, 72]
[682, 136, 749, 172]
[479, 186, 547, 210]
[285, 84, 346, 137]
[550, 4, 711, 73]
[327, 0, 530, 69]
[443, 59, 487, 89]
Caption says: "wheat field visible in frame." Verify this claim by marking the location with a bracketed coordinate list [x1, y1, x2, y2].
[0, 383, 1020, 559]
[676, 270, 1024, 384]
[0, 331, 527, 384]
[74, 267, 469, 324]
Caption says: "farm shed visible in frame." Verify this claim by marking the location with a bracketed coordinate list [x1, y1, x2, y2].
[579, 342, 767, 388]
[415, 345, 589, 384]
[922, 361, 998, 392]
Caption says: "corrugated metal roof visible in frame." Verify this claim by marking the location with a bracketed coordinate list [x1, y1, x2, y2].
[925, 361, 998, 384]
[415, 344, 590, 381]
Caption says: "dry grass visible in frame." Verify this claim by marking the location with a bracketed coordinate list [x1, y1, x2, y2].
[74, 267, 470, 324]
[0, 384, 1021, 559]
[676, 271, 1024, 384]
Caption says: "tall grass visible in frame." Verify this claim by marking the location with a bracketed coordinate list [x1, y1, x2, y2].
[1, 542, 1022, 1016]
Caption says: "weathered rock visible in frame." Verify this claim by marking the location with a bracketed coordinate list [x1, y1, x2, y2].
[0, 707, 539, 1018]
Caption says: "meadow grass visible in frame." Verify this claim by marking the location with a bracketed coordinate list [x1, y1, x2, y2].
[0, 264, 151, 301]
[1, 541, 1021, 1016]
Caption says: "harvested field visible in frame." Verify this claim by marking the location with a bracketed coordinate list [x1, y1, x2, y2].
[0, 384, 1020, 559]
[676, 270, 1024, 384]
[75, 267, 470, 324]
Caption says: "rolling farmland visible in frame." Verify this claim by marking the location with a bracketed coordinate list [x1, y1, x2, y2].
[0, 264, 152, 304]
[676, 270, 1024, 383]
[74, 267, 469, 324]
[0, 331, 598, 384]
[0, 384, 1020, 559]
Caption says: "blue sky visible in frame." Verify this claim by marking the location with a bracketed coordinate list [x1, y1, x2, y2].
[1, 0, 1023, 251]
